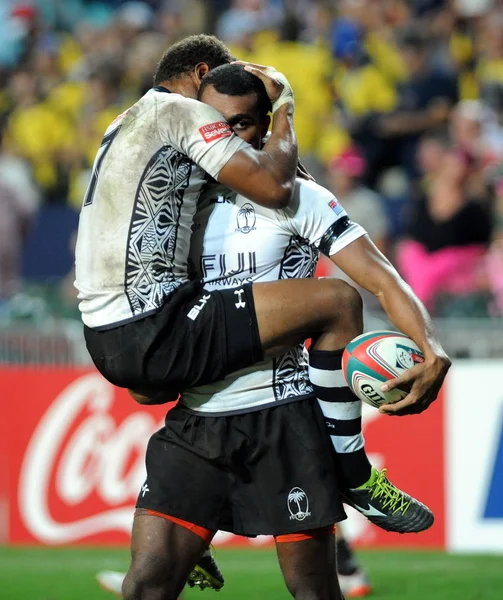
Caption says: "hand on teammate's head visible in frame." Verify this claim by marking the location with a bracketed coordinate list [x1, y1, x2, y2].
[231, 61, 294, 112]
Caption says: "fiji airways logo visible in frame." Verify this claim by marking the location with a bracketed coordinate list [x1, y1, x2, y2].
[236, 203, 256, 234]
[287, 487, 311, 521]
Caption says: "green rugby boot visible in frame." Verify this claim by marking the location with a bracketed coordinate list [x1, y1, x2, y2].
[342, 467, 434, 534]
[187, 546, 224, 591]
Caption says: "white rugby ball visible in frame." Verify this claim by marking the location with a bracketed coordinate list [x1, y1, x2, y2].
[342, 330, 424, 408]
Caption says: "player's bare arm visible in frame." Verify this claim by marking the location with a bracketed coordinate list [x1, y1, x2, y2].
[217, 63, 297, 208]
[331, 235, 451, 416]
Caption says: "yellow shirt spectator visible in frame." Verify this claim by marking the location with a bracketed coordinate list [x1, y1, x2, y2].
[4, 102, 74, 192]
[336, 63, 397, 117]
[248, 39, 334, 154]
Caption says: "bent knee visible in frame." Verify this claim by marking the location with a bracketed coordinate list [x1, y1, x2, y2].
[327, 279, 362, 317]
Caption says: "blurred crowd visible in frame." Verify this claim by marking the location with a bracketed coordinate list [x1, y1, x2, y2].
[1, 0, 503, 323]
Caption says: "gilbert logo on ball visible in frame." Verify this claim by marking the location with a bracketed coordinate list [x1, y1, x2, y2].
[342, 330, 424, 408]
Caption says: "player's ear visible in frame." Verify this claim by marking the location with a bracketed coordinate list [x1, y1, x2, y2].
[194, 62, 210, 85]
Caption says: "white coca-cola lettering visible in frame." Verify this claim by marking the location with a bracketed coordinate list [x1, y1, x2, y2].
[19, 373, 162, 544]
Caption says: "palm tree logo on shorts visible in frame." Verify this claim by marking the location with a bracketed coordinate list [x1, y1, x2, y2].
[236, 203, 256, 234]
[287, 487, 311, 521]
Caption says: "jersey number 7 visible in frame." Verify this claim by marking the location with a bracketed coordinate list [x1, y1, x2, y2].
[83, 125, 121, 207]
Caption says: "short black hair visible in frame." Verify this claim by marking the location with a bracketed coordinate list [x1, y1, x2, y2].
[153, 34, 234, 85]
[198, 64, 272, 119]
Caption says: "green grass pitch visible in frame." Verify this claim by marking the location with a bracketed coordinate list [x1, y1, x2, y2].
[1, 546, 502, 599]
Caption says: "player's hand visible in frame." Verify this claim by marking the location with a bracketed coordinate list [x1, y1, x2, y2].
[232, 61, 294, 112]
[378, 353, 451, 416]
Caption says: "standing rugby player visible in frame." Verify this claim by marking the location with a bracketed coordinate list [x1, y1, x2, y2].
[122, 64, 447, 600]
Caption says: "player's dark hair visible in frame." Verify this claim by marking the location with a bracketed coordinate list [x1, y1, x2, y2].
[198, 64, 272, 119]
[153, 34, 234, 85]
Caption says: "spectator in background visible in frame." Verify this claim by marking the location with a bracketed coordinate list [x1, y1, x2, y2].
[0, 0, 501, 323]
[0, 130, 40, 300]
[32, 35, 64, 97]
[248, 11, 335, 160]
[486, 178, 503, 315]
[115, 1, 155, 43]
[374, 29, 458, 183]
[398, 144, 492, 312]
[216, 0, 282, 45]
[321, 145, 390, 322]
[326, 146, 389, 255]
[0, 182, 30, 301]
[3, 69, 73, 202]
[451, 99, 503, 168]
[67, 65, 128, 208]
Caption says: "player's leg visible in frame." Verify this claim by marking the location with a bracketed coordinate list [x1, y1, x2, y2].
[122, 510, 213, 600]
[252, 278, 362, 358]
[336, 525, 372, 598]
[252, 277, 371, 489]
[275, 528, 343, 600]
[95, 544, 222, 598]
[253, 278, 433, 533]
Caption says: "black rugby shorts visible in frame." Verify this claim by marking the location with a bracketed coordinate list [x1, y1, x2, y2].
[84, 281, 262, 394]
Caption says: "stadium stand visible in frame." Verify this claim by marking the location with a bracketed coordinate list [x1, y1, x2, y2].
[0, 0, 503, 357]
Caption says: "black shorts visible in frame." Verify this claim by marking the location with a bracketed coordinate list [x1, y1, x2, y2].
[136, 398, 347, 537]
[84, 281, 262, 394]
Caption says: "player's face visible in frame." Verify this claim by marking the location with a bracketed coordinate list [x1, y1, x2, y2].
[200, 86, 270, 149]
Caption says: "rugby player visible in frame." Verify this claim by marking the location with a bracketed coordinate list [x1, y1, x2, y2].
[75, 33, 299, 400]
[76, 35, 449, 428]
[120, 64, 447, 600]
[74, 33, 299, 593]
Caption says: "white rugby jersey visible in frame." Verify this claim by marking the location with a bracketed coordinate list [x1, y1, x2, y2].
[75, 87, 248, 329]
[180, 178, 367, 414]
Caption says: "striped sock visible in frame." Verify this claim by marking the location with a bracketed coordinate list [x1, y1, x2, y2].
[309, 348, 371, 489]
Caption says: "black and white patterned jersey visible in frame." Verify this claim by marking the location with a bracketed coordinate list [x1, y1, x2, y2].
[74, 87, 248, 329]
[180, 178, 367, 414]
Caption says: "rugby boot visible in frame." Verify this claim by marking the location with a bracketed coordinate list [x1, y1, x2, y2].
[96, 571, 124, 597]
[187, 546, 224, 591]
[342, 467, 434, 534]
[338, 571, 373, 598]
[336, 538, 372, 598]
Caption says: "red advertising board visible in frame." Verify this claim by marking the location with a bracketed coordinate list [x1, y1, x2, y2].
[3, 368, 168, 545]
[2, 368, 445, 547]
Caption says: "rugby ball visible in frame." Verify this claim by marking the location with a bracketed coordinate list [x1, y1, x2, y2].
[342, 330, 424, 408]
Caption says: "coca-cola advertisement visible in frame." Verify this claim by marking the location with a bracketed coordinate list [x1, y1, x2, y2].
[2, 368, 444, 548]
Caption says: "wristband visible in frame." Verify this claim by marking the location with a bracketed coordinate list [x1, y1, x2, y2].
[267, 68, 294, 113]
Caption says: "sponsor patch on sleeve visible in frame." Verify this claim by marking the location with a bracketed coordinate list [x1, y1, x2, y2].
[328, 198, 344, 216]
[199, 121, 233, 143]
